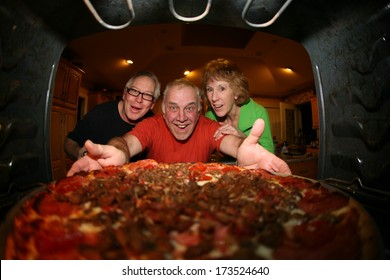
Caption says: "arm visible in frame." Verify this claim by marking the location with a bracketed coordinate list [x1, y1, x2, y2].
[237, 119, 291, 174]
[66, 134, 144, 177]
[66, 139, 127, 176]
[219, 134, 244, 158]
[64, 137, 85, 161]
[121, 133, 143, 158]
[106, 134, 143, 162]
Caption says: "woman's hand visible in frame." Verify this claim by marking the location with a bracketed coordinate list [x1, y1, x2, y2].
[237, 119, 291, 174]
[66, 140, 128, 176]
[213, 123, 246, 141]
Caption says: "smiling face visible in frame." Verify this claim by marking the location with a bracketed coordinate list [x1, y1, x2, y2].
[206, 78, 237, 117]
[162, 84, 200, 141]
[121, 76, 156, 123]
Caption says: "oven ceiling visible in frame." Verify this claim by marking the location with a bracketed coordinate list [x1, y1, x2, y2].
[66, 23, 314, 99]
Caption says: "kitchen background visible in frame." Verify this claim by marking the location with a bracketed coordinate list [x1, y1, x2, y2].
[52, 22, 319, 180]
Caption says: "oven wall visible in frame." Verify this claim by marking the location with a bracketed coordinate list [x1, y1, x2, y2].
[0, 0, 64, 191]
[300, 2, 390, 191]
[0, 0, 389, 199]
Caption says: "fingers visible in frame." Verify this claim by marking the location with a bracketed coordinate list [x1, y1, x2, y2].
[213, 128, 223, 141]
[66, 140, 106, 177]
[271, 160, 292, 175]
[67, 157, 89, 177]
[278, 162, 292, 174]
[214, 124, 229, 139]
[214, 124, 241, 141]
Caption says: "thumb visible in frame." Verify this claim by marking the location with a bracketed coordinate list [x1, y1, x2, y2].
[84, 140, 104, 157]
[243, 119, 265, 145]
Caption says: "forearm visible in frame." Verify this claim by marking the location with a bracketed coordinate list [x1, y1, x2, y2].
[107, 137, 130, 163]
[64, 138, 83, 161]
[219, 135, 244, 158]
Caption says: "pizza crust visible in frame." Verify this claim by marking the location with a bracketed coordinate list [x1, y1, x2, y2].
[348, 198, 382, 259]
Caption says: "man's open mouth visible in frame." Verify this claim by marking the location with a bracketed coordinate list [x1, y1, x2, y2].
[176, 124, 189, 129]
[131, 105, 142, 112]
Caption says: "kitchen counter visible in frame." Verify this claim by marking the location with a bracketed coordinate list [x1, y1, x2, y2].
[213, 150, 319, 179]
[281, 154, 318, 164]
[279, 153, 319, 179]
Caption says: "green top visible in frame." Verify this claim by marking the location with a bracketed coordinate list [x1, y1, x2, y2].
[205, 98, 274, 153]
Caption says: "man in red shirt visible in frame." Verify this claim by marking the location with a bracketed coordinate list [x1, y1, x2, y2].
[67, 79, 290, 176]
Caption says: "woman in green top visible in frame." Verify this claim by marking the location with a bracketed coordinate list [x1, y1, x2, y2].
[201, 58, 274, 154]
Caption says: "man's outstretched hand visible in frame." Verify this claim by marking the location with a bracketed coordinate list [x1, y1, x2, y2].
[237, 119, 291, 174]
[66, 140, 127, 177]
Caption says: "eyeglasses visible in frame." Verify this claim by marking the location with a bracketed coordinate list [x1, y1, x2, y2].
[126, 87, 155, 101]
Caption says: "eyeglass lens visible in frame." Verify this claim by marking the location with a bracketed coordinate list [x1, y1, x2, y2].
[127, 88, 154, 101]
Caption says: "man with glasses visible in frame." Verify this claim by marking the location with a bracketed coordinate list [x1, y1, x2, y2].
[67, 78, 290, 176]
[64, 70, 160, 160]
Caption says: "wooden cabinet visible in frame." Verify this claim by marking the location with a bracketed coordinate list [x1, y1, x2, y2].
[310, 97, 319, 129]
[50, 106, 77, 180]
[288, 159, 318, 180]
[53, 58, 83, 109]
[50, 58, 82, 181]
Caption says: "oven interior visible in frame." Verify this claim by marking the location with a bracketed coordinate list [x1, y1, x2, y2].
[0, 0, 389, 258]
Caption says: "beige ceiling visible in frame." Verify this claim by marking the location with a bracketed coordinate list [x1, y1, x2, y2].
[66, 23, 314, 99]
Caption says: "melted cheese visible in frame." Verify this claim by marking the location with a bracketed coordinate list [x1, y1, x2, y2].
[255, 244, 273, 259]
[196, 173, 219, 186]
[331, 205, 351, 216]
[79, 222, 104, 233]
[282, 209, 307, 238]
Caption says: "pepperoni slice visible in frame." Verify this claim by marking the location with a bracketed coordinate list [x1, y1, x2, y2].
[53, 175, 88, 194]
[123, 159, 158, 172]
[274, 210, 361, 259]
[298, 189, 349, 215]
[93, 166, 124, 178]
[35, 227, 84, 259]
[187, 162, 242, 181]
[276, 175, 315, 190]
[35, 193, 77, 217]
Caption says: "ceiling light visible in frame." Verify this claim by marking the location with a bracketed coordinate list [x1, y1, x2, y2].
[184, 70, 191, 76]
[125, 59, 133, 65]
[284, 67, 293, 73]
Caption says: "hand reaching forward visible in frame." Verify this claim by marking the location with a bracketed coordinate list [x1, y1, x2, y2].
[66, 140, 128, 177]
[237, 119, 291, 174]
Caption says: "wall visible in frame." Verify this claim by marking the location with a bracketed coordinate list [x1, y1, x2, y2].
[253, 98, 282, 144]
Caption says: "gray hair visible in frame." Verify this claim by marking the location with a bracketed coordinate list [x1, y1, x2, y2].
[162, 78, 202, 113]
[125, 70, 161, 100]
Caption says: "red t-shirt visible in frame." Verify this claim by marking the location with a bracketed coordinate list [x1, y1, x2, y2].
[129, 115, 223, 163]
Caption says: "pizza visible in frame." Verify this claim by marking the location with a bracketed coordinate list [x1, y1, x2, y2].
[1, 159, 381, 259]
